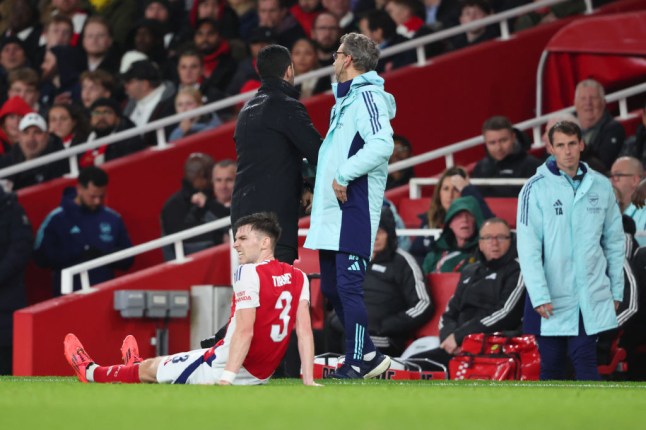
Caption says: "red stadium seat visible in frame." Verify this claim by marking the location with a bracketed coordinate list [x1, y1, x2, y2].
[484, 198, 518, 228]
[415, 273, 460, 337]
[294, 248, 325, 330]
[399, 198, 431, 228]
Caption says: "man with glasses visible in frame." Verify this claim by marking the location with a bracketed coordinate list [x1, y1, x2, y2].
[310, 12, 342, 66]
[517, 120, 624, 380]
[408, 218, 525, 368]
[78, 98, 144, 168]
[610, 156, 646, 231]
[305, 33, 396, 379]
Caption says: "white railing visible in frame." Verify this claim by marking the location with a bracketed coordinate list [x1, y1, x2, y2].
[408, 178, 528, 199]
[0, 0, 586, 182]
[60, 216, 230, 294]
[388, 81, 646, 183]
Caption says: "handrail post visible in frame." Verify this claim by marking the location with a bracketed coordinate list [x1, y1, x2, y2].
[532, 125, 542, 147]
[499, 20, 510, 41]
[80, 271, 90, 291]
[584, 0, 593, 14]
[416, 46, 426, 67]
[173, 240, 186, 262]
[155, 128, 169, 150]
[619, 98, 629, 119]
[66, 155, 79, 178]
[445, 153, 454, 169]
[61, 269, 73, 295]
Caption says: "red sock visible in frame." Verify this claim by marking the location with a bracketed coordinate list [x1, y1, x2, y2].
[91, 364, 141, 384]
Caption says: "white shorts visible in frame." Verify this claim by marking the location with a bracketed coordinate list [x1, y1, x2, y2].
[155, 348, 266, 385]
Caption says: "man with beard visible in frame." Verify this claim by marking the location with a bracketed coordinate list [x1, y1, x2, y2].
[192, 18, 237, 99]
[257, 0, 306, 50]
[310, 12, 341, 66]
[74, 98, 145, 168]
[34, 166, 134, 296]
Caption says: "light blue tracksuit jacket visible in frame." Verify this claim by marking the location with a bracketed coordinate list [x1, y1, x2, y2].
[516, 159, 624, 336]
[305, 71, 395, 260]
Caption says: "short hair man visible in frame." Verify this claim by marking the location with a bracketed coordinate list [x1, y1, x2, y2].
[311, 12, 342, 66]
[0, 36, 28, 74]
[305, 33, 396, 379]
[257, 0, 306, 49]
[80, 70, 115, 109]
[471, 115, 541, 197]
[359, 10, 415, 74]
[410, 218, 526, 368]
[2, 113, 67, 190]
[64, 212, 319, 386]
[7, 68, 40, 110]
[192, 18, 237, 95]
[232, 45, 322, 264]
[322, 0, 357, 34]
[517, 120, 625, 380]
[34, 166, 134, 296]
[451, 0, 498, 50]
[78, 98, 144, 167]
[81, 17, 119, 74]
[213, 159, 236, 207]
[611, 156, 646, 230]
[575, 79, 626, 172]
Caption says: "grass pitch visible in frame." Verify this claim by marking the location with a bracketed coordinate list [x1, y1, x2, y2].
[1, 378, 645, 430]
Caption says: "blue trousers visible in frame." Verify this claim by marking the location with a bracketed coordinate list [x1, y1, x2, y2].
[319, 250, 375, 366]
[536, 314, 600, 381]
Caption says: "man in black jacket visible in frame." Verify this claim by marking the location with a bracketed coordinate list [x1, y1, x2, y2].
[329, 207, 433, 356]
[409, 217, 526, 367]
[0, 186, 32, 374]
[471, 116, 541, 198]
[231, 44, 322, 264]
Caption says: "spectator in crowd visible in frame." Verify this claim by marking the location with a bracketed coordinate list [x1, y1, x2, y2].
[169, 87, 222, 142]
[41, 0, 89, 46]
[3, 0, 42, 67]
[410, 217, 525, 368]
[34, 166, 134, 296]
[622, 102, 646, 163]
[385, 0, 427, 39]
[359, 10, 416, 74]
[328, 207, 433, 356]
[39, 45, 85, 107]
[423, 0, 461, 31]
[517, 120, 624, 381]
[0, 37, 28, 102]
[232, 45, 321, 264]
[212, 159, 236, 208]
[322, 0, 358, 34]
[193, 0, 241, 41]
[143, 0, 183, 52]
[305, 33, 395, 379]
[122, 60, 175, 144]
[90, 0, 139, 49]
[410, 166, 492, 263]
[291, 38, 330, 99]
[386, 134, 414, 189]
[611, 156, 646, 233]
[0, 113, 67, 191]
[450, 0, 499, 50]
[47, 103, 89, 149]
[122, 19, 167, 71]
[79, 70, 115, 111]
[192, 18, 237, 98]
[575, 79, 626, 172]
[0, 96, 32, 154]
[7, 68, 40, 112]
[227, 0, 259, 41]
[622, 245, 646, 380]
[471, 115, 541, 197]
[37, 15, 74, 65]
[161, 153, 226, 260]
[257, 0, 307, 50]
[514, 0, 585, 32]
[0, 185, 32, 375]
[175, 50, 223, 103]
[422, 195, 484, 274]
[76, 97, 145, 168]
[291, 0, 323, 37]
[80, 16, 120, 74]
[226, 27, 275, 96]
[310, 11, 342, 66]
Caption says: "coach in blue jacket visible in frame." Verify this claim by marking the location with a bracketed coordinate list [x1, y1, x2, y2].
[517, 121, 624, 380]
[305, 33, 395, 379]
[34, 167, 134, 296]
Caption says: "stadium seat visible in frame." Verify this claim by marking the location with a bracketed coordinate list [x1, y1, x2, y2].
[294, 248, 325, 330]
[399, 198, 431, 228]
[484, 198, 518, 228]
[598, 333, 628, 376]
[415, 273, 460, 338]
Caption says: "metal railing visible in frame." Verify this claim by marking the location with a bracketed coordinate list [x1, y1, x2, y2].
[408, 178, 528, 199]
[0, 0, 585, 182]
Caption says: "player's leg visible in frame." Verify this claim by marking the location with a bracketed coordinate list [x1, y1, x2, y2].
[568, 315, 601, 381]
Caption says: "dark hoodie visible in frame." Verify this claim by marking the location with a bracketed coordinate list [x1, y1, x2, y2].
[422, 196, 484, 274]
[471, 137, 542, 198]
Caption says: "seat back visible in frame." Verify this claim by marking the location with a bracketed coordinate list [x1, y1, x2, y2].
[415, 273, 461, 337]
[294, 248, 324, 330]
[399, 198, 431, 228]
[484, 197, 518, 228]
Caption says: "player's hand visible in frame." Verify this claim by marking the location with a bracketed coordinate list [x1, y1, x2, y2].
[535, 303, 554, 319]
[333, 179, 347, 203]
[440, 333, 459, 355]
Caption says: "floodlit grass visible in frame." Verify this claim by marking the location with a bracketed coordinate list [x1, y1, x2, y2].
[1, 378, 646, 430]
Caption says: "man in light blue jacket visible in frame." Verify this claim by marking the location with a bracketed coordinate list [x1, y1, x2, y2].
[304, 33, 395, 379]
[517, 121, 624, 380]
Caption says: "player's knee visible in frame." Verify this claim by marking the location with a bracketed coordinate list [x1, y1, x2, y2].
[138, 357, 161, 383]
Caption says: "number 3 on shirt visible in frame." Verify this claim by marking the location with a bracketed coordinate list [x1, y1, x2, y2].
[270, 291, 293, 342]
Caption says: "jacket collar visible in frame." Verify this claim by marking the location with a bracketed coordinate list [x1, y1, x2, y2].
[259, 77, 300, 99]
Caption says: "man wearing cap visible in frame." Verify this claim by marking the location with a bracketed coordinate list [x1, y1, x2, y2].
[0, 112, 67, 190]
[34, 166, 134, 297]
[75, 98, 145, 168]
[122, 60, 175, 145]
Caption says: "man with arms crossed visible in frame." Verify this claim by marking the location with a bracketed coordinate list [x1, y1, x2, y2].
[517, 121, 624, 380]
[64, 212, 319, 386]
[305, 33, 396, 379]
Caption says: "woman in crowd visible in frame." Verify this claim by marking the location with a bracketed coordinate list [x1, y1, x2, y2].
[47, 103, 89, 149]
[168, 87, 221, 142]
[291, 38, 330, 99]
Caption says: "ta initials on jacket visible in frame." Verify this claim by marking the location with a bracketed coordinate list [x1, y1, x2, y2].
[272, 273, 292, 287]
[553, 199, 563, 215]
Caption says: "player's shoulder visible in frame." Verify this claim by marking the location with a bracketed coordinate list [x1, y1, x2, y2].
[234, 263, 260, 283]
